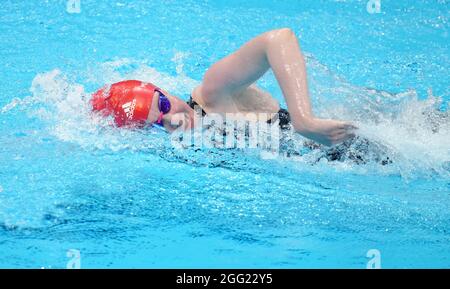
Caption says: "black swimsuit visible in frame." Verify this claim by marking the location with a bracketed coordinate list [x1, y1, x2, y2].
[185, 97, 392, 165]
[186, 96, 291, 130]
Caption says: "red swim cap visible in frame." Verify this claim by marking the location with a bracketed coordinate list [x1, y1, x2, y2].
[91, 80, 159, 127]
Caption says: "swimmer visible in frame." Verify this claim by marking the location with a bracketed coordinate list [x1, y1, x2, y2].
[91, 28, 356, 146]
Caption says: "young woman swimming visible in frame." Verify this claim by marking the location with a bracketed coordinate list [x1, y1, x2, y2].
[91, 28, 356, 146]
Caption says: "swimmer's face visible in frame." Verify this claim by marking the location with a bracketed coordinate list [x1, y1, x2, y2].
[146, 90, 194, 132]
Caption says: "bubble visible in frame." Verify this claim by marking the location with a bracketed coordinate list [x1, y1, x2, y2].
[305, 53, 450, 178]
[2, 57, 448, 179]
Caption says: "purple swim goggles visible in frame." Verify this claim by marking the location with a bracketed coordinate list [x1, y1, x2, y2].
[154, 89, 171, 126]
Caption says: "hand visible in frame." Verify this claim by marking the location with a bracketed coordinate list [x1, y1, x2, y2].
[298, 118, 357, 146]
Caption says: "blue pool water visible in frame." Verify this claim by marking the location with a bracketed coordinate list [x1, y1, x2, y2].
[0, 0, 449, 268]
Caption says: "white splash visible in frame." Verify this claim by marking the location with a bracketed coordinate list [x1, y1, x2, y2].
[306, 53, 449, 178]
[2, 57, 449, 179]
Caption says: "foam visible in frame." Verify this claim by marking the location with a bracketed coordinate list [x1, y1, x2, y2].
[2, 56, 448, 179]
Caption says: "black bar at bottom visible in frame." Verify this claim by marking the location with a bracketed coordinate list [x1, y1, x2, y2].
[0, 268, 446, 287]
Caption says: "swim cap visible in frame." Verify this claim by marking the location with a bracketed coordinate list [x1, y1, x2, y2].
[91, 80, 159, 127]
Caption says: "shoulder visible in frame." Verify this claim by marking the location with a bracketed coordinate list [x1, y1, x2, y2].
[191, 84, 218, 113]
[192, 85, 206, 107]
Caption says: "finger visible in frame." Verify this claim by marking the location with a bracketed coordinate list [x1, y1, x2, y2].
[334, 127, 353, 135]
[332, 131, 356, 144]
[337, 121, 357, 130]
[344, 123, 358, 131]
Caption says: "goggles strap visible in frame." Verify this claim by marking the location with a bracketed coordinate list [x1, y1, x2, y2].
[156, 111, 164, 125]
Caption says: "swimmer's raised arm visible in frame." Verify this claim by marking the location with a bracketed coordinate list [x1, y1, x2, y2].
[201, 28, 356, 146]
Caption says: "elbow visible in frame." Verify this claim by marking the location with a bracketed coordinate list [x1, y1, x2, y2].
[264, 28, 299, 51]
[266, 28, 296, 42]
[278, 28, 295, 37]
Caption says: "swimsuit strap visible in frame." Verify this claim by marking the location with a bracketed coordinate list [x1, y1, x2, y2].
[268, 108, 291, 129]
[187, 95, 207, 116]
[186, 95, 291, 129]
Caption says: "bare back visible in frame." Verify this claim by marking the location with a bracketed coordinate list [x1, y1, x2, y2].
[192, 84, 280, 119]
